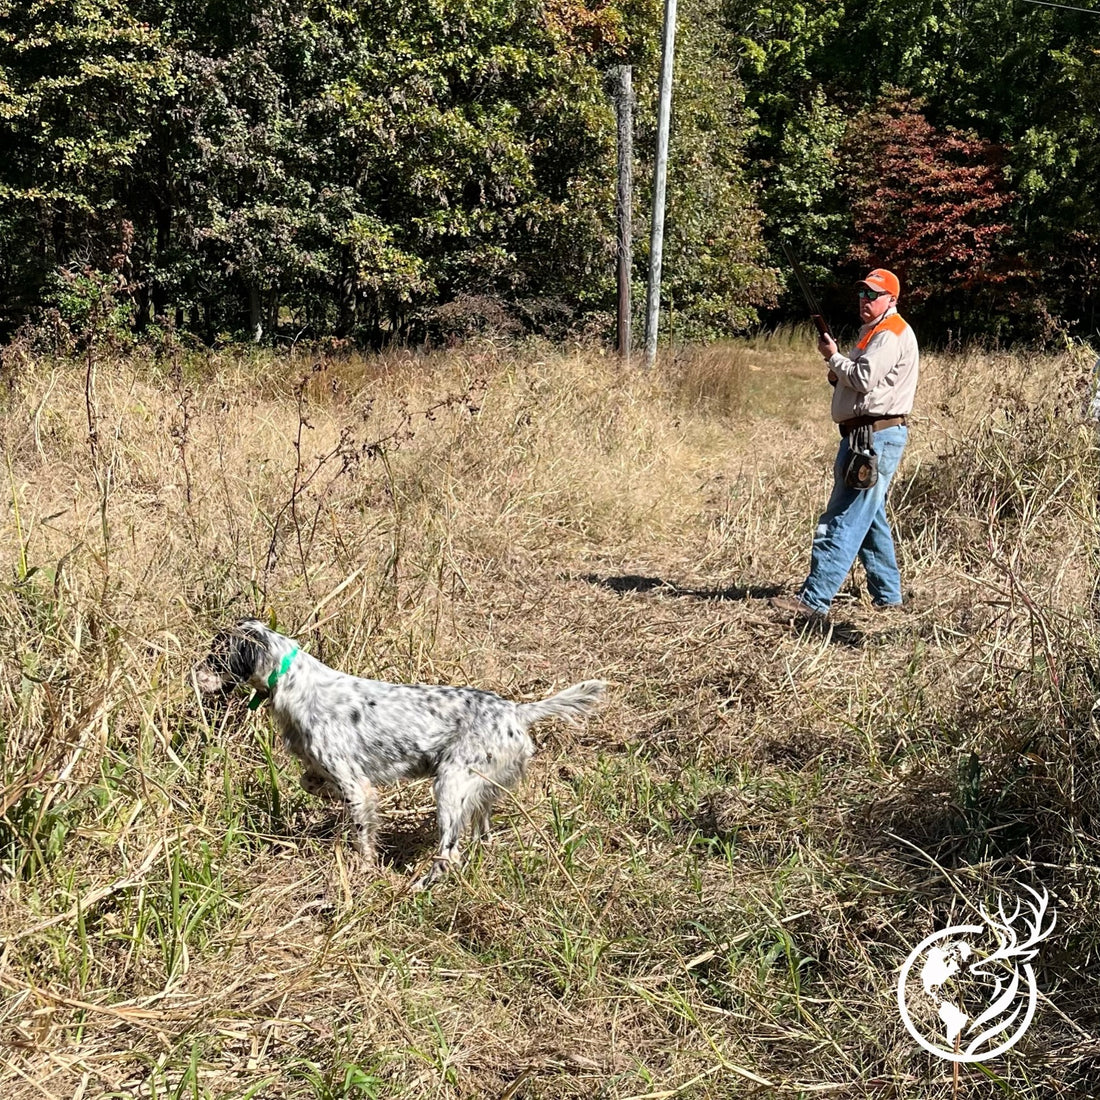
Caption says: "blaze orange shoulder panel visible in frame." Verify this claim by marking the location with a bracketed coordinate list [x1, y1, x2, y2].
[856, 312, 909, 351]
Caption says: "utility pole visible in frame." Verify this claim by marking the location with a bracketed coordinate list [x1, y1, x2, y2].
[644, 0, 677, 369]
[614, 64, 634, 361]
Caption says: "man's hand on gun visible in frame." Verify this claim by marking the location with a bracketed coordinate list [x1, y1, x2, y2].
[818, 333, 838, 384]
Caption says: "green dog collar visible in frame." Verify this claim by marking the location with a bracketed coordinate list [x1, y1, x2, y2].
[248, 646, 300, 710]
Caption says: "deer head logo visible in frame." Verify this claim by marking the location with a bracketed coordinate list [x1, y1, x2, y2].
[896, 883, 1056, 1063]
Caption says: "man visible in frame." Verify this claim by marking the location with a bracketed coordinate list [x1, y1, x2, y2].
[770, 267, 920, 621]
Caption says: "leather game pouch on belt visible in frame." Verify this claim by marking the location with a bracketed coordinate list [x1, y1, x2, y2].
[843, 422, 878, 490]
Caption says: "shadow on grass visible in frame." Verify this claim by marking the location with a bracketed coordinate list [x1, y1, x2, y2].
[846, 751, 1040, 870]
[294, 808, 438, 872]
[576, 572, 928, 646]
[230, 778, 439, 873]
[376, 815, 438, 871]
[784, 616, 872, 648]
[577, 572, 784, 602]
[581, 572, 918, 649]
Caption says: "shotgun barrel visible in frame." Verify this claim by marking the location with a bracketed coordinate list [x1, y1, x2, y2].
[780, 241, 832, 339]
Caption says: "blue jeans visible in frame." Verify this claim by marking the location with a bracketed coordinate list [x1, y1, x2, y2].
[799, 425, 908, 612]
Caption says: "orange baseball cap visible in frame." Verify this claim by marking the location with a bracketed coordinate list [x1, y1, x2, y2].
[857, 268, 900, 297]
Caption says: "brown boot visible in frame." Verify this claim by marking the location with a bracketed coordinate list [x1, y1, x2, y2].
[768, 594, 826, 622]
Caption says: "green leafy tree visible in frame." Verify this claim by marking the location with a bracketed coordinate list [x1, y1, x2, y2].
[953, 7, 1100, 335]
[721, 0, 848, 268]
[0, 0, 174, 333]
[0, 0, 822, 345]
[130, 0, 632, 343]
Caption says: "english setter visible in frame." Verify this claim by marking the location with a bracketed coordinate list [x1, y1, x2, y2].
[194, 619, 605, 887]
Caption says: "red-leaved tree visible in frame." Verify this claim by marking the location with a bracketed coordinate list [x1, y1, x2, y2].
[842, 92, 1040, 339]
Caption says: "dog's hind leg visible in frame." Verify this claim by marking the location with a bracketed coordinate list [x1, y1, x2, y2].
[413, 768, 482, 889]
[470, 783, 507, 844]
[470, 806, 493, 843]
[300, 768, 340, 801]
[414, 769, 507, 889]
[470, 757, 528, 847]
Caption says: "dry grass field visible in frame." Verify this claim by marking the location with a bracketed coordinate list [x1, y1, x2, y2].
[1, 334, 1098, 1098]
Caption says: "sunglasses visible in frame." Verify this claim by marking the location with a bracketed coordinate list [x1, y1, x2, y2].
[857, 288, 888, 300]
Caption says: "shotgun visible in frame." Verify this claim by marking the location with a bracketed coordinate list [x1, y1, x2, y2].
[780, 241, 832, 339]
[781, 241, 838, 384]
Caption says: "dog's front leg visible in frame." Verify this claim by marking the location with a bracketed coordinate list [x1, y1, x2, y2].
[340, 777, 380, 864]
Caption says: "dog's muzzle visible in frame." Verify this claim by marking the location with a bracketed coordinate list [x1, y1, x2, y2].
[193, 664, 229, 694]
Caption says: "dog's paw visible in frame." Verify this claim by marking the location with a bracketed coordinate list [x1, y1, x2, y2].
[410, 857, 450, 892]
[349, 833, 377, 860]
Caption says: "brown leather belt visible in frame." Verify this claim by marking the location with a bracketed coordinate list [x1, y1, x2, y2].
[839, 414, 907, 435]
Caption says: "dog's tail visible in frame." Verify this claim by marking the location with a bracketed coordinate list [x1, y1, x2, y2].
[517, 680, 606, 726]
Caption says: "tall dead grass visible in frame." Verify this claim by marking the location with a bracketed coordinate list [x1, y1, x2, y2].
[0, 336, 1097, 1098]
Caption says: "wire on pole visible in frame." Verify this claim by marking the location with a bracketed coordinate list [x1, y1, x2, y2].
[1021, 0, 1100, 14]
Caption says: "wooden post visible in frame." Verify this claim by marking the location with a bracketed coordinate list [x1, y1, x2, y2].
[614, 64, 634, 361]
[644, 0, 677, 369]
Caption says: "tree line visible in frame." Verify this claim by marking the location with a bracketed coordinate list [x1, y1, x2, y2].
[1, 0, 1097, 348]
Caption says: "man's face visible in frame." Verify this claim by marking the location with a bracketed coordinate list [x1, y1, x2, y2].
[859, 288, 896, 324]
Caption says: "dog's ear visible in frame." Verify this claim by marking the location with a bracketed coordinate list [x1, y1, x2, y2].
[200, 620, 266, 685]
[225, 620, 266, 682]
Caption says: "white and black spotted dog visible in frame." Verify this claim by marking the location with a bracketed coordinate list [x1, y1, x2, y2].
[193, 619, 605, 888]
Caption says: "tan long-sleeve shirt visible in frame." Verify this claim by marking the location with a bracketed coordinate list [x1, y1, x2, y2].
[827, 308, 919, 423]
